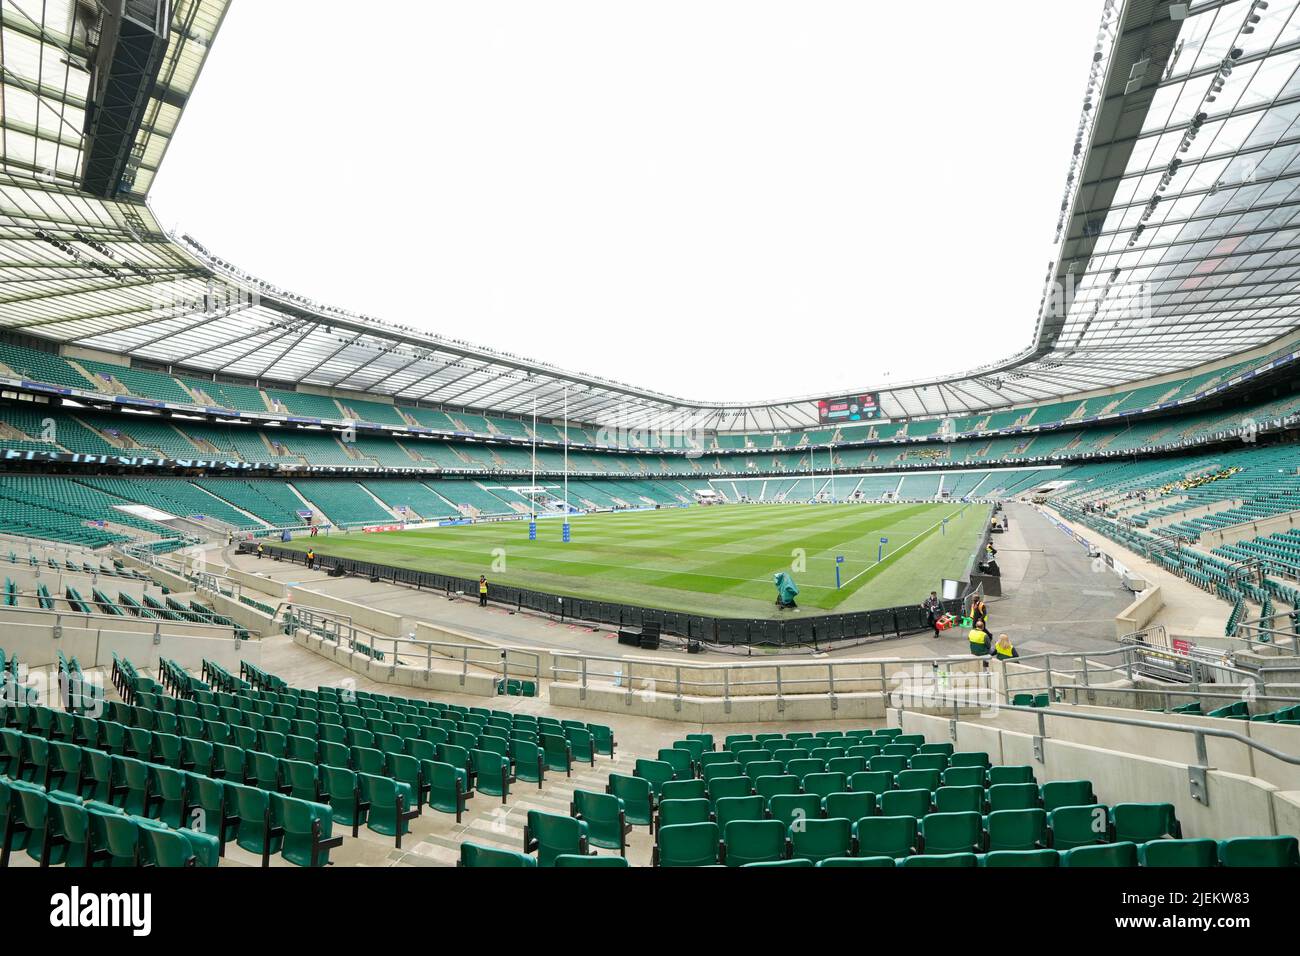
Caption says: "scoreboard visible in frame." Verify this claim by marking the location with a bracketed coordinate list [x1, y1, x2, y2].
[817, 393, 882, 424]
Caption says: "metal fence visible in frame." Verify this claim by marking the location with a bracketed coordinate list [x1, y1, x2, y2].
[243, 542, 966, 648]
[281, 602, 543, 688]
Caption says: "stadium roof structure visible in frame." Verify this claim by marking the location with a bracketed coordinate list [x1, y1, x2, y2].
[2, 0, 1300, 431]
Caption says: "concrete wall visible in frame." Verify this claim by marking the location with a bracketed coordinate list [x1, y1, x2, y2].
[545, 652, 997, 701]
[1116, 585, 1163, 639]
[0, 603, 240, 642]
[413, 621, 552, 679]
[890, 706, 1299, 838]
[548, 684, 890, 724]
[223, 566, 288, 600]
[1147, 499, 1242, 529]
[1198, 508, 1300, 549]
[0, 619, 255, 673]
[289, 586, 405, 637]
[292, 630, 497, 697]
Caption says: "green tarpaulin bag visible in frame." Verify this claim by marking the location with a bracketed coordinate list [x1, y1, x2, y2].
[774, 573, 799, 608]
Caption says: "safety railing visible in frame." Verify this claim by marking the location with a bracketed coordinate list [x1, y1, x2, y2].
[896, 698, 1300, 807]
[280, 602, 542, 688]
[0, 600, 249, 644]
[1234, 615, 1300, 651]
[997, 644, 1300, 713]
[548, 649, 999, 714]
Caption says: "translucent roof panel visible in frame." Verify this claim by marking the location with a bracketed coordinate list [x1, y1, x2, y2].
[2, 0, 1300, 432]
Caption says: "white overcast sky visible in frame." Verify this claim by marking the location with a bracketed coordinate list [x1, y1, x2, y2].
[151, 0, 1105, 403]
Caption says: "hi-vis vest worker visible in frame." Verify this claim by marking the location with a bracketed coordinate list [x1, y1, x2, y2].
[968, 627, 989, 656]
[478, 576, 488, 607]
[993, 635, 1017, 659]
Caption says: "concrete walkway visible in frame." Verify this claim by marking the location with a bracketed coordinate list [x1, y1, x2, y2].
[1040, 504, 1231, 641]
[973, 502, 1133, 656]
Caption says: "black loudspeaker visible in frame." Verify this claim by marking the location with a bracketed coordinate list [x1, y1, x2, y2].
[328, 566, 345, 578]
[641, 621, 662, 639]
[617, 630, 641, 647]
[639, 634, 660, 650]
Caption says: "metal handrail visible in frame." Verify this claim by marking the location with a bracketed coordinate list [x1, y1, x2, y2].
[0, 601, 249, 643]
[896, 698, 1300, 806]
[549, 649, 1003, 713]
[1044, 682, 1300, 710]
[541, 641, 1299, 718]
[281, 602, 542, 686]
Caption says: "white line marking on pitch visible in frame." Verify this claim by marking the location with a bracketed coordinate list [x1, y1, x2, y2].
[837, 512, 956, 589]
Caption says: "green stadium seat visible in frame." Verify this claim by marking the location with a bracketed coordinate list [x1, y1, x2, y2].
[555, 853, 630, 867]
[702, 780, 754, 806]
[755, 774, 800, 802]
[880, 788, 931, 818]
[189, 776, 238, 853]
[657, 748, 693, 780]
[1041, 779, 1096, 812]
[790, 817, 854, 864]
[940, 766, 985, 788]
[274, 795, 342, 867]
[607, 773, 654, 827]
[854, 815, 918, 858]
[634, 758, 675, 798]
[900, 852, 978, 867]
[230, 784, 282, 865]
[803, 771, 847, 799]
[981, 849, 1059, 867]
[934, 785, 985, 814]
[655, 821, 721, 867]
[510, 740, 545, 787]
[1138, 838, 1218, 867]
[657, 797, 712, 834]
[896, 768, 941, 792]
[784, 757, 824, 782]
[1049, 804, 1112, 851]
[1110, 803, 1181, 842]
[823, 791, 875, 822]
[1061, 841, 1139, 867]
[1217, 836, 1300, 867]
[659, 779, 706, 802]
[744, 858, 814, 867]
[817, 856, 895, 867]
[148, 765, 189, 828]
[471, 749, 512, 803]
[572, 789, 630, 855]
[524, 809, 590, 866]
[988, 765, 1035, 786]
[768, 793, 822, 828]
[907, 754, 948, 773]
[358, 773, 418, 846]
[988, 783, 1040, 811]
[723, 819, 787, 867]
[459, 842, 537, 867]
[921, 811, 984, 855]
[986, 808, 1048, 852]
[714, 794, 766, 830]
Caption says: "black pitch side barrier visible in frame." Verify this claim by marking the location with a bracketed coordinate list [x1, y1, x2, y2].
[244, 542, 966, 649]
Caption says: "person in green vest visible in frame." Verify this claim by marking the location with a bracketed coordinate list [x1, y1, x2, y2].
[968, 626, 990, 656]
[992, 634, 1018, 660]
[306, 548, 316, 570]
[479, 575, 489, 607]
